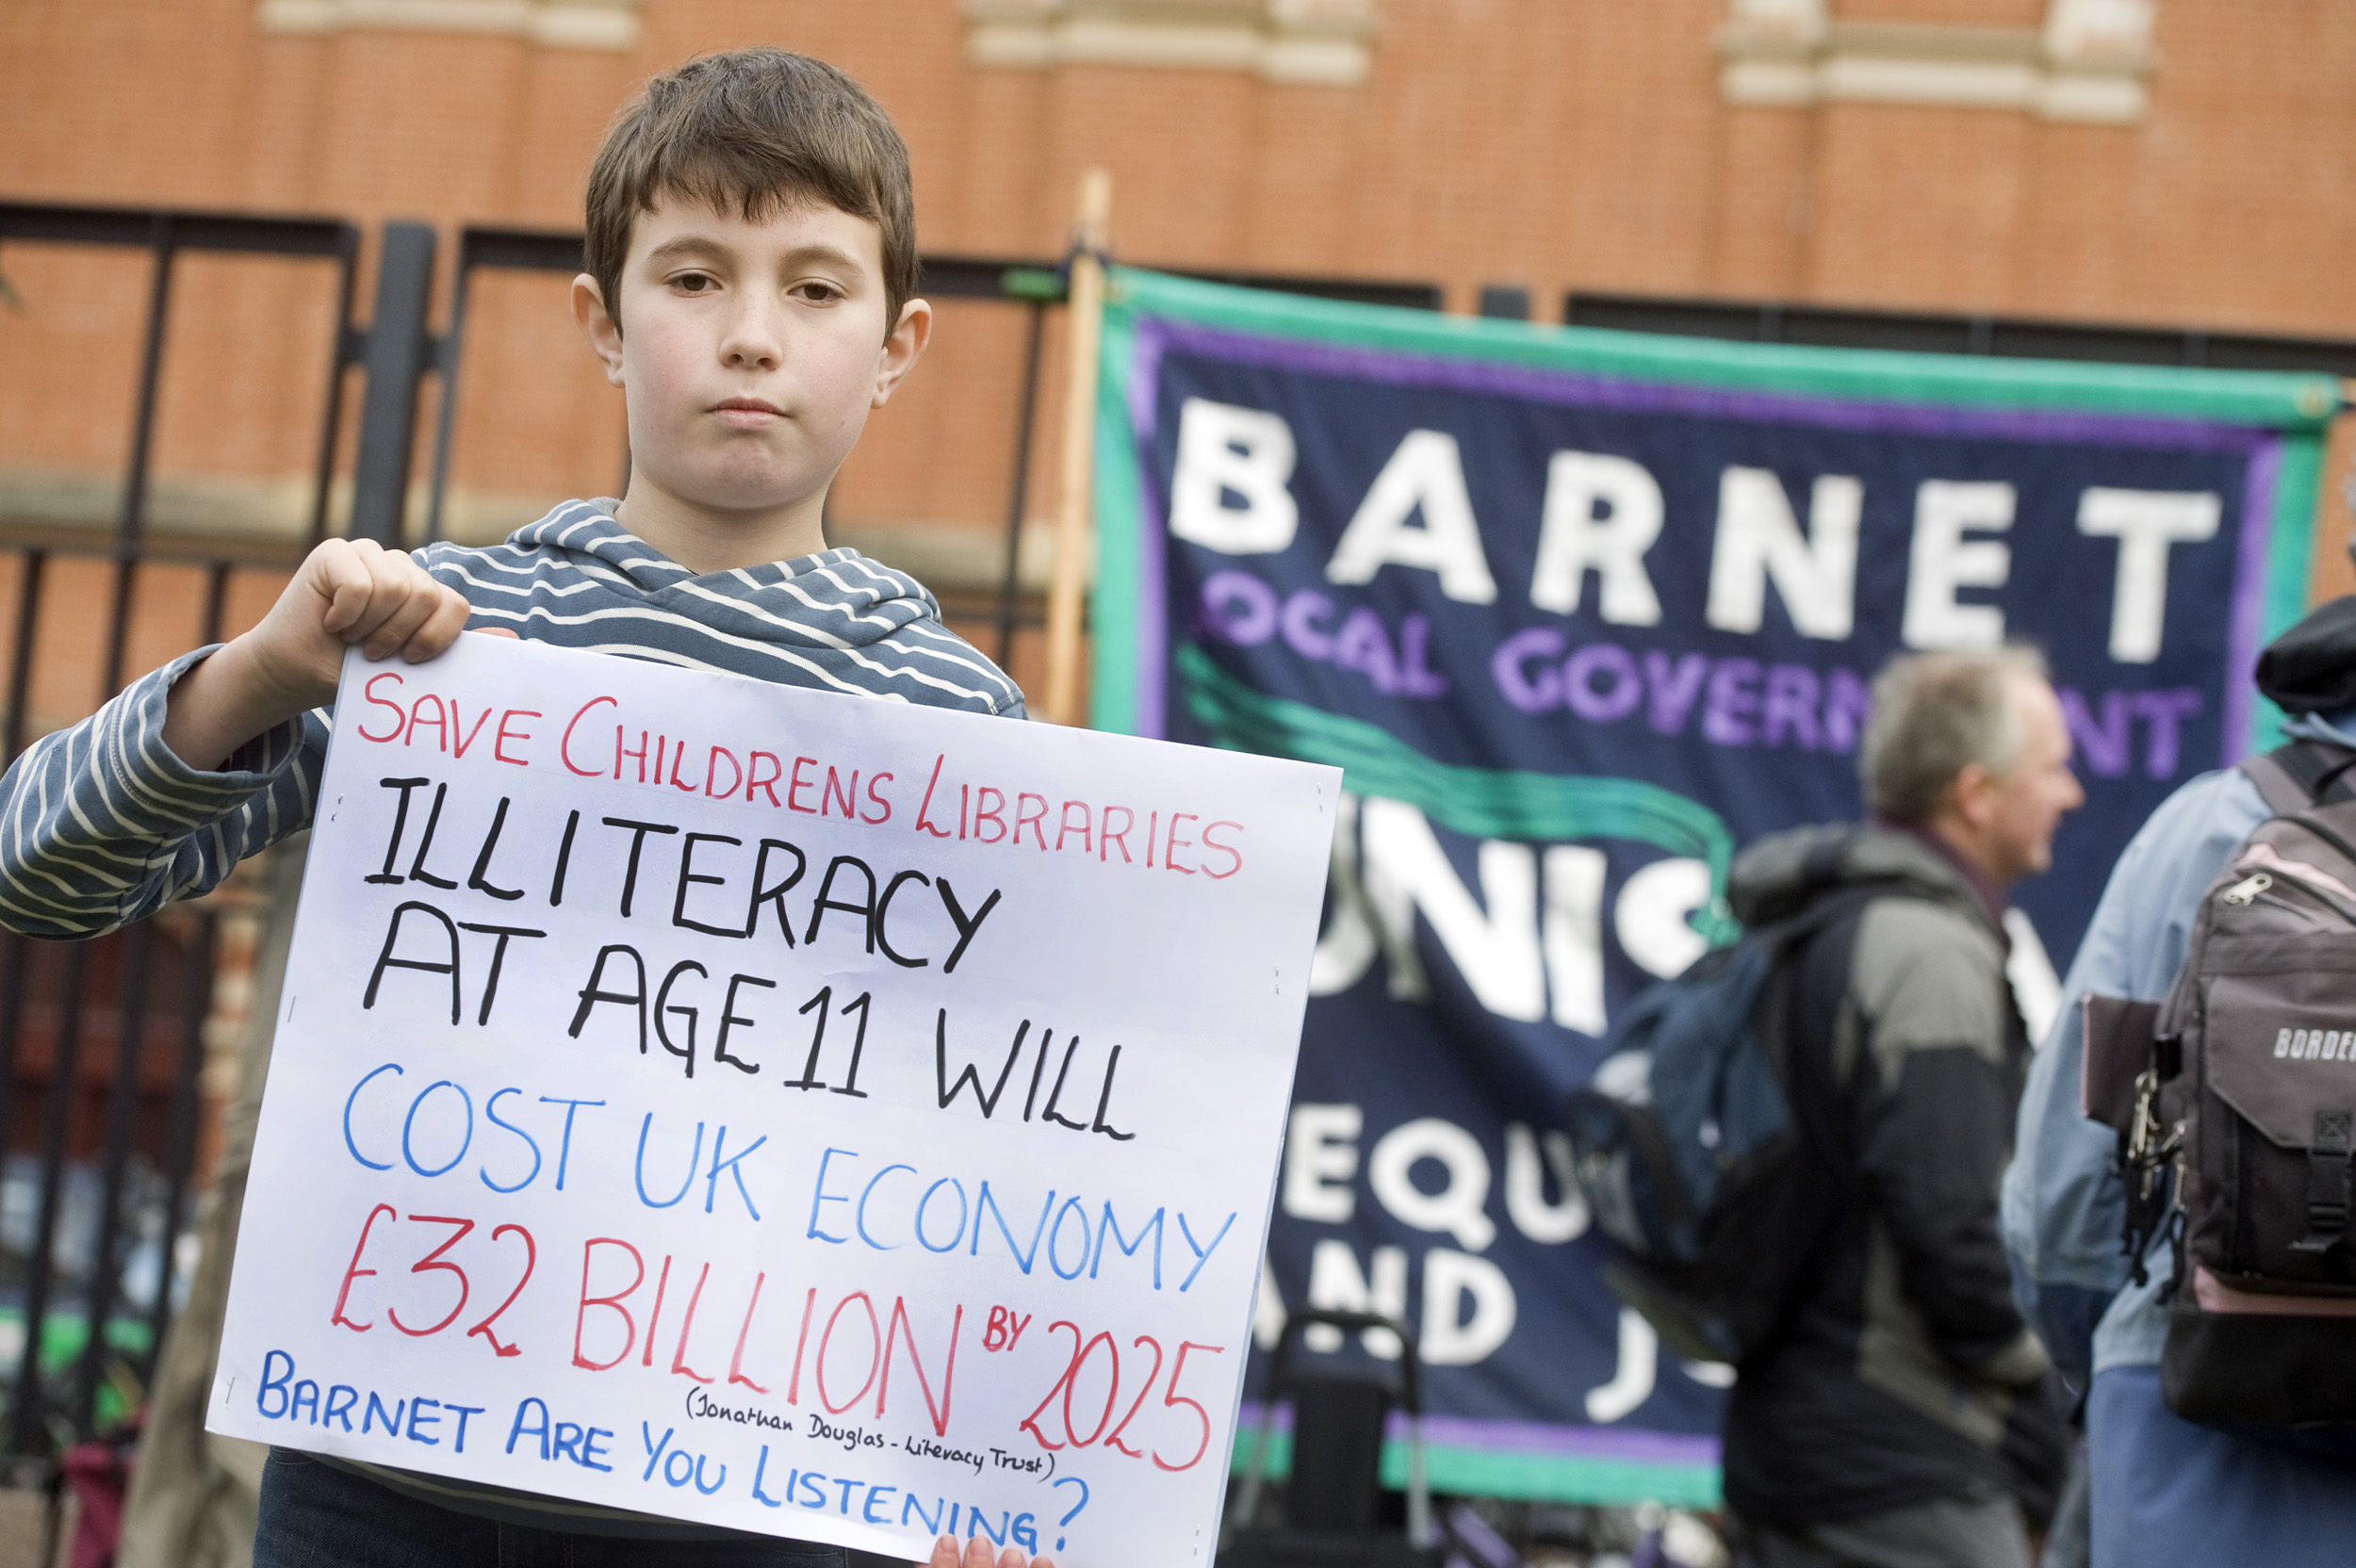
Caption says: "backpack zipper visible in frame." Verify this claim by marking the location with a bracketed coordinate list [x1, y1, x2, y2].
[2225, 863, 2356, 927]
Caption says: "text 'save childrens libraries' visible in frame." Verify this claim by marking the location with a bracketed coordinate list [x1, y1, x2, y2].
[209, 633, 1340, 1565]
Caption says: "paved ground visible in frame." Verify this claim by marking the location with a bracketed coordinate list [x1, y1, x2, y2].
[0, 1489, 61, 1568]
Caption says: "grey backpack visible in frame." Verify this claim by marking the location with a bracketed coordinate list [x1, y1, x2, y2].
[2086, 741, 2356, 1432]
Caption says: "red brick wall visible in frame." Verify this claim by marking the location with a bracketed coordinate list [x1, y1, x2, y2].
[5, 0, 2354, 606]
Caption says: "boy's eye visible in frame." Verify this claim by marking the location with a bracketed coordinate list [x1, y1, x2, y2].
[791, 280, 843, 303]
[671, 271, 719, 294]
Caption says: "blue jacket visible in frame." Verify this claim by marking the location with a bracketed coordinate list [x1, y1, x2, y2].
[2001, 715, 2356, 1379]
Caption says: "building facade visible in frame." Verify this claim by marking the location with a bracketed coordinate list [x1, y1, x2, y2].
[3, 0, 2354, 706]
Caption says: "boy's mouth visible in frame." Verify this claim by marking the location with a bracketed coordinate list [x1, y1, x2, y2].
[712, 397, 787, 427]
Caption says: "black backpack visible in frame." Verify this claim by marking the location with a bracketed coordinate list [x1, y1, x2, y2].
[2086, 741, 2356, 1431]
[1564, 870, 1888, 1366]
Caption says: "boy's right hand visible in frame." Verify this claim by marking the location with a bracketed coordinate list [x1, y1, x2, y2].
[248, 538, 476, 707]
[161, 538, 477, 773]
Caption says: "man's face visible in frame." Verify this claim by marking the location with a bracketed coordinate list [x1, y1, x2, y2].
[1978, 676, 2085, 886]
[578, 195, 921, 525]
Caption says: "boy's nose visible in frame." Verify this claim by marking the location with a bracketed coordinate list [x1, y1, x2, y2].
[717, 300, 786, 371]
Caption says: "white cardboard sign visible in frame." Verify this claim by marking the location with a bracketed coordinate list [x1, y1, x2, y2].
[210, 634, 1337, 1566]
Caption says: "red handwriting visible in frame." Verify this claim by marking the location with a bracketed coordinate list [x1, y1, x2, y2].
[905, 755, 1248, 879]
[982, 1305, 1032, 1351]
[568, 1242, 965, 1437]
[494, 710, 538, 766]
[1017, 1319, 1223, 1471]
[562, 696, 617, 776]
[357, 684, 1255, 881]
[353, 674, 539, 767]
[325, 1202, 1228, 1467]
[549, 698, 895, 825]
[329, 1205, 535, 1358]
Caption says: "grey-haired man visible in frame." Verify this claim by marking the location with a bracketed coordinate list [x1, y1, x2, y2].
[1725, 647, 2077, 1568]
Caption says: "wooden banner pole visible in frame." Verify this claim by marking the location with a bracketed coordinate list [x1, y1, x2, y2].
[1039, 167, 1113, 727]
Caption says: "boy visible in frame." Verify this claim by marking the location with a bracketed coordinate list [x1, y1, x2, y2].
[0, 47, 1040, 1568]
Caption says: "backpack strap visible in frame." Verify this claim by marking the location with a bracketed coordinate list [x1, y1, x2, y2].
[1758, 872, 1938, 953]
[2246, 740, 2356, 813]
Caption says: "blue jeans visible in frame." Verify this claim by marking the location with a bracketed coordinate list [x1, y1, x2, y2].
[2087, 1365, 2356, 1568]
[254, 1448, 850, 1567]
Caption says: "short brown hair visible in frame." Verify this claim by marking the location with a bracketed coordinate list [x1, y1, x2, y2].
[1858, 645, 2050, 823]
[584, 48, 917, 338]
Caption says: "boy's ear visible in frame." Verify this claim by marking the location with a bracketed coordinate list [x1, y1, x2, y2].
[872, 297, 932, 409]
[572, 273, 627, 386]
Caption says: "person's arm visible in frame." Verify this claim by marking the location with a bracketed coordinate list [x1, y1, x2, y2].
[2000, 996, 2114, 1380]
[1852, 906, 2047, 1383]
[1998, 768, 2266, 1376]
[0, 539, 473, 939]
[161, 536, 470, 770]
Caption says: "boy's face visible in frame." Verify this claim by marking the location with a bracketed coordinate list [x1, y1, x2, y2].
[572, 195, 925, 539]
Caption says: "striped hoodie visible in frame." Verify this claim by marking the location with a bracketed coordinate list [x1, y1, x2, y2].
[0, 499, 1022, 1541]
[0, 498, 1024, 939]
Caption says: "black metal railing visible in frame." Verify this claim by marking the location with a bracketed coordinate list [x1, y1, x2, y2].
[0, 201, 374, 1459]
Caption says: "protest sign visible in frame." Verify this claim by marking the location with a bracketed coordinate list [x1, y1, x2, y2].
[209, 632, 1339, 1565]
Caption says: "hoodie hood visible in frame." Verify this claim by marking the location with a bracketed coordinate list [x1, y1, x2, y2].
[1728, 822, 1987, 931]
[419, 498, 1026, 717]
[503, 502, 949, 649]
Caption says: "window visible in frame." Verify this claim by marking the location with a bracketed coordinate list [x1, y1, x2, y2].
[1716, 0, 2157, 122]
[255, 0, 643, 52]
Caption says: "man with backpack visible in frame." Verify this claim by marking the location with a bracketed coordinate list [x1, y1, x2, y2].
[1720, 647, 2076, 1568]
[2004, 598, 2356, 1567]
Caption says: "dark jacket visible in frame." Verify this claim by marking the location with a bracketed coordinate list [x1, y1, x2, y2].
[1720, 824, 2068, 1527]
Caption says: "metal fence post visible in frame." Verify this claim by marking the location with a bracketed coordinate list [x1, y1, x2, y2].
[350, 221, 438, 547]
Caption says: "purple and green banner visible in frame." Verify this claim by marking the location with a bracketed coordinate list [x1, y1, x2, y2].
[1088, 268, 2337, 1506]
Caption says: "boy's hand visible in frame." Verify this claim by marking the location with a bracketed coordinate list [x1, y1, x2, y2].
[925, 1535, 1055, 1568]
[256, 538, 476, 703]
[161, 538, 482, 772]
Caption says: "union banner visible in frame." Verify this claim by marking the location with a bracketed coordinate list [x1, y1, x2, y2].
[1087, 269, 2337, 1505]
